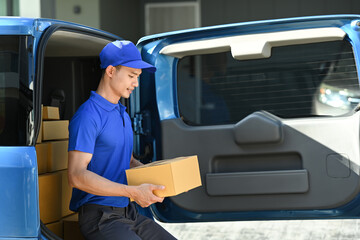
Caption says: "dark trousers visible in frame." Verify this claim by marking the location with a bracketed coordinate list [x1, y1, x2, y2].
[79, 203, 177, 240]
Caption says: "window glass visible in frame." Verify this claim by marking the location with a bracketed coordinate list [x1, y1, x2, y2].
[177, 40, 359, 126]
[0, 36, 32, 145]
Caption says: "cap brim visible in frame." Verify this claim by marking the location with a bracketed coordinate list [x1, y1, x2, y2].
[122, 60, 157, 73]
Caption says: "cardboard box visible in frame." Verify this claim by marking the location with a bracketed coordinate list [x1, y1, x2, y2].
[36, 121, 43, 143]
[126, 155, 202, 198]
[35, 143, 49, 174]
[43, 106, 60, 120]
[43, 120, 69, 141]
[63, 214, 85, 240]
[45, 220, 63, 238]
[60, 170, 74, 217]
[39, 172, 62, 224]
[48, 140, 68, 172]
[36, 105, 43, 144]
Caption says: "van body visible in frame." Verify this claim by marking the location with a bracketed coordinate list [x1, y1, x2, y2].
[1, 15, 360, 239]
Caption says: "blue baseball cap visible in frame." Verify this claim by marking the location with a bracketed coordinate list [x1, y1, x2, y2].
[100, 40, 156, 73]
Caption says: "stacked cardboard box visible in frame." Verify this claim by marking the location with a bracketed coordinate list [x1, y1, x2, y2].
[63, 214, 85, 240]
[35, 106, 78, 239]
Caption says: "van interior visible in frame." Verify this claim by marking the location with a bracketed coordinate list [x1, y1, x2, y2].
[39, 30, 114, 239]
[42, 30, 112, 120]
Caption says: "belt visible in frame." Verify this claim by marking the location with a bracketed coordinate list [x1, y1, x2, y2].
[80, 204, 126, 215]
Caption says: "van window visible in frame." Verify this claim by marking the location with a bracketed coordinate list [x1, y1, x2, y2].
[177, 40, 359, 126]
[0, 36, 32, 145]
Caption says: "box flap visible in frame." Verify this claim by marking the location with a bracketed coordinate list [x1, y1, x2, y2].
[131, 156, 194, 169]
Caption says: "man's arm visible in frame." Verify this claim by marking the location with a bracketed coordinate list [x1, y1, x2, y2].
[68, 150, 164, 207]
[130, 154, 143, 168]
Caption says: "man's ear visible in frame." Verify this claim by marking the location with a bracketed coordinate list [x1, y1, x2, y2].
[105, 65, 114, 78]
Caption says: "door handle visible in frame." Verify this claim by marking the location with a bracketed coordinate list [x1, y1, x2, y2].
[233, 111, 283, 145]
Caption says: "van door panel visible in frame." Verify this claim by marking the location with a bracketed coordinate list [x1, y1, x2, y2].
[161, 112, 360, 212]
[0, 147, 38, 237]
[135, 16, 360, 222]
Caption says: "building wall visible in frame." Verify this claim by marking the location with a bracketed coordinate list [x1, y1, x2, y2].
[201, 0, 360, 27]
[0, 0, 7, 15]
[137, 0, 360, 40]
[19, 0, 41, 17]
[99, 0, 141, 43]
[54, 0, 100, 29]
[41, 0, 55, 19]
[11, 0, 359, 44]
[140, 0, 196, 37]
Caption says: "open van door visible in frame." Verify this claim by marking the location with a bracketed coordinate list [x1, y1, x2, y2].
[34, 20, 121, 240]
[134, 15, 360, 222]
[0, 18, 41, 238]
[0, 17, 121, 239]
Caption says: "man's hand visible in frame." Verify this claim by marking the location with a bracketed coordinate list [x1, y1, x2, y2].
[68, 151, 164, 206]
[128, 184, 165, 208]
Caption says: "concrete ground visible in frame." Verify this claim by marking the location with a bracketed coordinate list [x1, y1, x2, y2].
[157, 219, 360, 240]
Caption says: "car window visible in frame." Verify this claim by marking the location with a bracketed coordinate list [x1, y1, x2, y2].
[177, 40, 359, 126]
[0, 36, 32, 146]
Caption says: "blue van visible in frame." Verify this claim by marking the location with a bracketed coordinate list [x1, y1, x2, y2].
[1, 14, 360, 239]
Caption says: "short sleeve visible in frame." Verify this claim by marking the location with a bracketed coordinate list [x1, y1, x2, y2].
[68, 110, 98, 154]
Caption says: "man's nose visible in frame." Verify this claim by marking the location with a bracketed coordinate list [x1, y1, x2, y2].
[133, 78, 139, 87]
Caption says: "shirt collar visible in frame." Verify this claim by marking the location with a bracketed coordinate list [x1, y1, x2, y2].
[90, 91, 127, 113]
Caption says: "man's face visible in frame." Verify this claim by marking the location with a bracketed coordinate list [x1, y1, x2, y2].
[109, 65, 142, 99]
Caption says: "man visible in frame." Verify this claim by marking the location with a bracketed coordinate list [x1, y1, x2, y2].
[67, 40, 177, 240]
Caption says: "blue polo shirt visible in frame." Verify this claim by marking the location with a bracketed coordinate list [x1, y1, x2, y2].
[68, 91, 133, 211]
